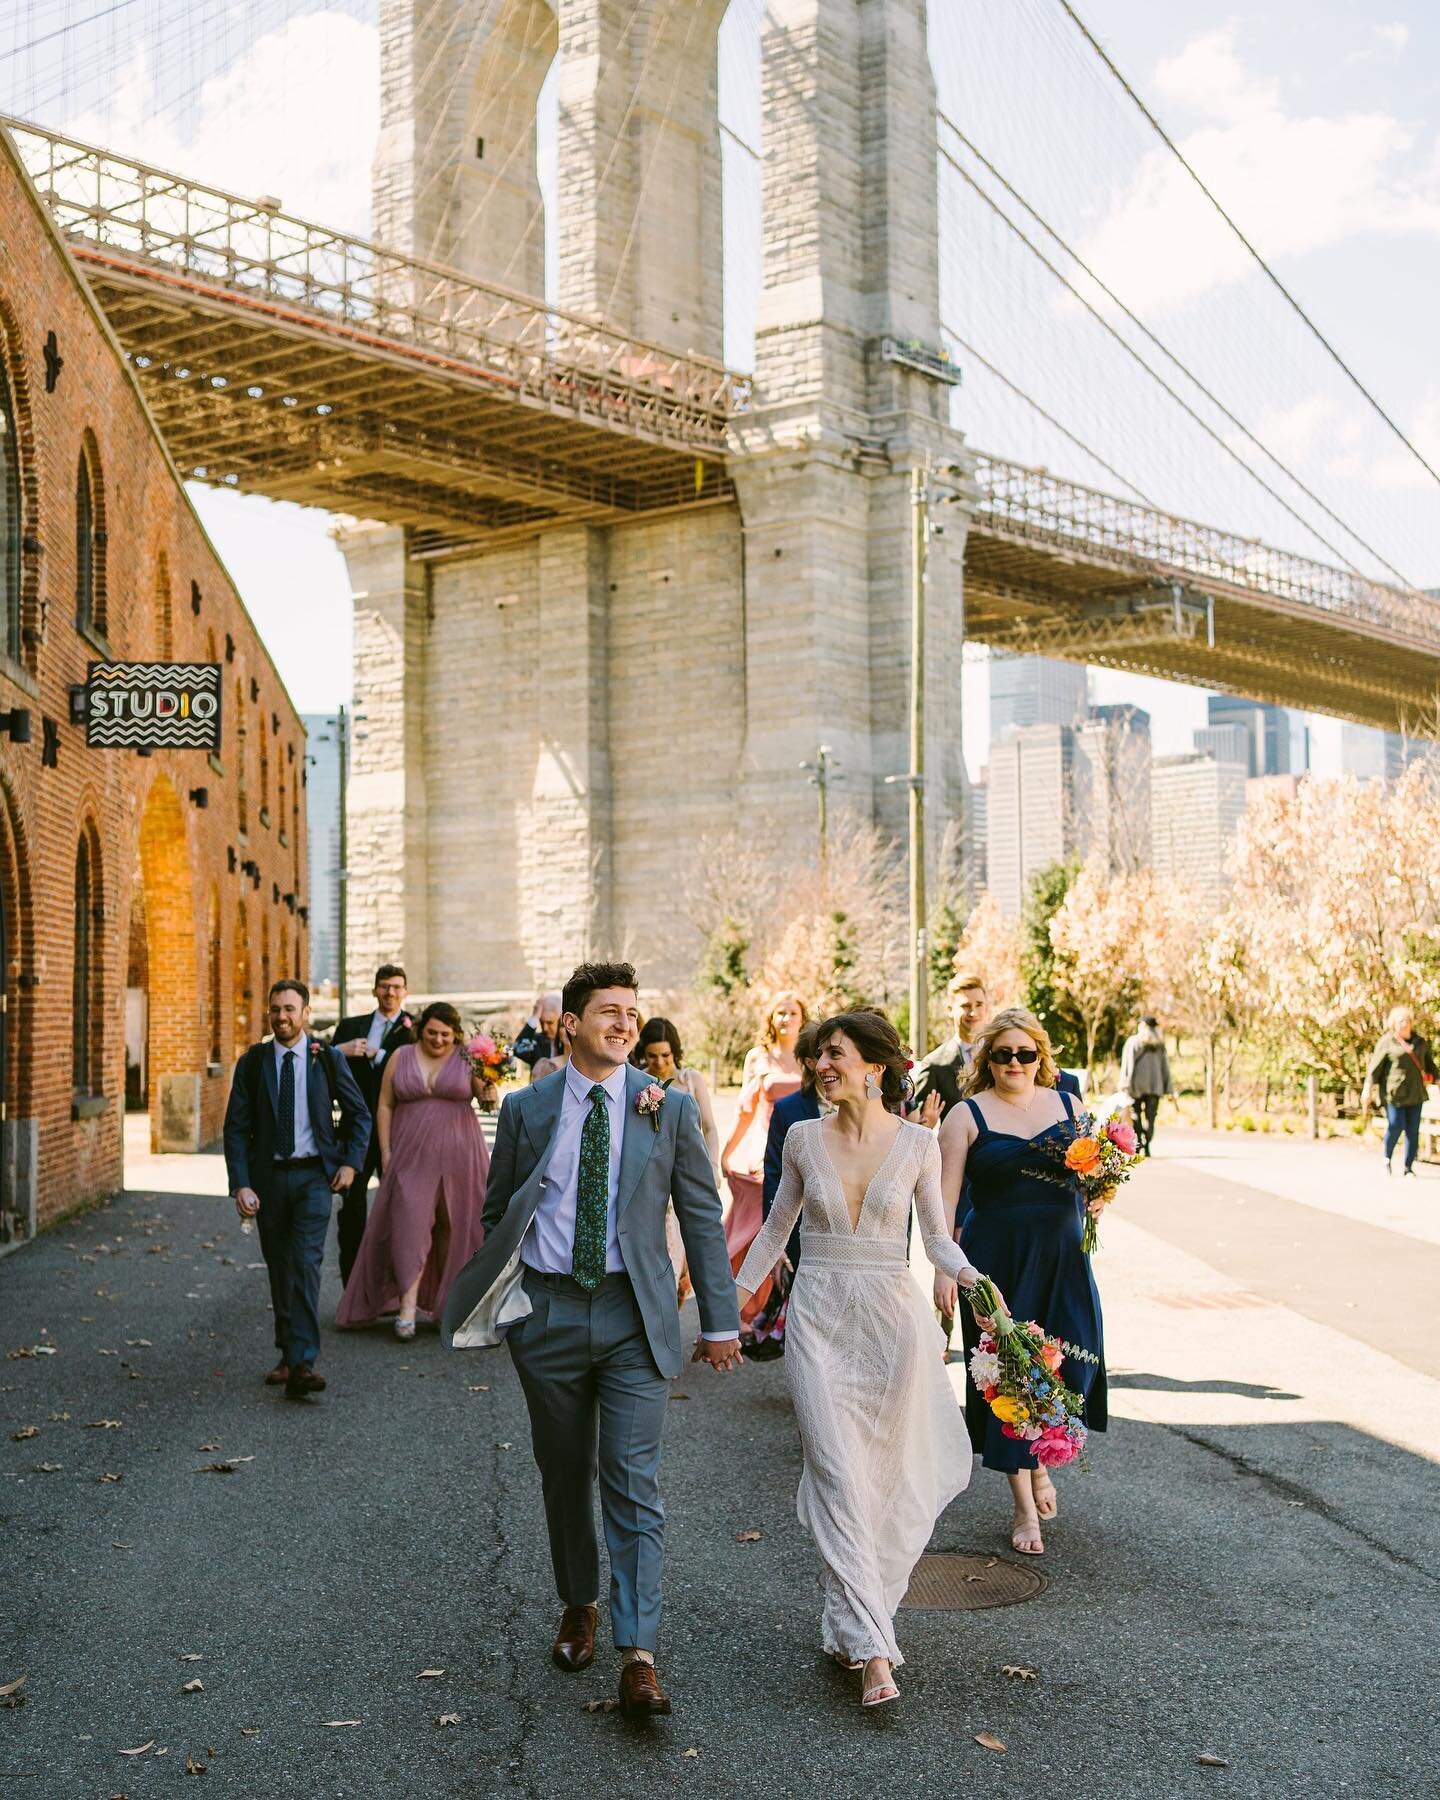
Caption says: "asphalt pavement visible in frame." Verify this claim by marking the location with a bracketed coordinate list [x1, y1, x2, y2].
[1, 1129, 1437, 1799]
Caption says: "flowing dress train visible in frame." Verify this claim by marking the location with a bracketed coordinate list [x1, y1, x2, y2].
[735, 1119, 974, 1667]
[337, 1045, 489, 1325]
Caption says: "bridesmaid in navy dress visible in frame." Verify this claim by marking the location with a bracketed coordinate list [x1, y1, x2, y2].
[934, 1006, 1106, 1556]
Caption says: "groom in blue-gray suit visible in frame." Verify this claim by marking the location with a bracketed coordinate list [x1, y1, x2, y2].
[442, 960, 740, 1719]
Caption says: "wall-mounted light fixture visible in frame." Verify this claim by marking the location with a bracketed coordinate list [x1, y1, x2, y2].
[67, 685, 87, 725]
[0, 709, 31, 743]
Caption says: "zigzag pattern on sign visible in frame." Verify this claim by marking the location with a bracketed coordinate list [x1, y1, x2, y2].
[90, 663, 220, 689]
[88, 721, 218, 747]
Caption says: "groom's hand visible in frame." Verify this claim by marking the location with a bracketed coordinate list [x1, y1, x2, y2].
[692, 1335, 744, 1373]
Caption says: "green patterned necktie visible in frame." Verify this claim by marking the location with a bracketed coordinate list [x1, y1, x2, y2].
[571, 1084, 611, 1291]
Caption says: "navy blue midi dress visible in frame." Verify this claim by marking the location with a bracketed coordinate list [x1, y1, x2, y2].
[957, 1090, 1107, 1473]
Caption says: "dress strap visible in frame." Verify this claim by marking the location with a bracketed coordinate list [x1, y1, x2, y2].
[1058, 1086, 1077, 1123]
[962, 1096, 987, 1135]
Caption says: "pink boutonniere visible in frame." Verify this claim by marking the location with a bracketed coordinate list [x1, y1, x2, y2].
[637, 1083, 665, 1133]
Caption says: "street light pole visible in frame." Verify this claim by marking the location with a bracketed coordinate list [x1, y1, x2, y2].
[909, 461, 929, 1056]
[335, 702, 349, 1019]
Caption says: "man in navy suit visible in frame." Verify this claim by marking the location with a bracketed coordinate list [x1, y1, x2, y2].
[225, 979, 371, 1401]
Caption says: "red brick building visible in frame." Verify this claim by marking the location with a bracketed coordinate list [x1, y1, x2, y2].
[0, 130, 308, 1242]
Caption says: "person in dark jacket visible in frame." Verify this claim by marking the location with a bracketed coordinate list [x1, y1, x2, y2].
[911, 972, 990, 1122]
[225, 980, 371, 1400]
[331, 963, 416, 1284]
[751, 1022, 824, 1360]
[513, 991, 562, 1075]
[1364, 1006, 1436, 1177]
[1119, 1016, 1173, 1156]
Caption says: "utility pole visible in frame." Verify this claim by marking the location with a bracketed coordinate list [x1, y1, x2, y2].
[335, 703, 348, 1019]
[908, 460, 929, 1055]
[800, 744, 837, 887]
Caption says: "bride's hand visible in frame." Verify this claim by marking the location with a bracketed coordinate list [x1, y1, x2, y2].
[933, 1273, 958, 1315]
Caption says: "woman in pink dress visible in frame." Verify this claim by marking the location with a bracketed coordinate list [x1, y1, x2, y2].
[337, 1001, 496, 1339]
[721, 990, 807, 1328]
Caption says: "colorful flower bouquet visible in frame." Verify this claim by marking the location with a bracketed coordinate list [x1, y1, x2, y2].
[463, 1032, 517, 1090]
[964, 1276, 1098, 1467]
[1043, 1112, 1141, 1253]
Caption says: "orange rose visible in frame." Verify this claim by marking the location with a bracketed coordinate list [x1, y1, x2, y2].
[1065, 1136, 1103, 1177]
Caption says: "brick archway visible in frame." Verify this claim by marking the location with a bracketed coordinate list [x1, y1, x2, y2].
[233, 900, 253, 1061]
[137, 774, 201, 1150]
[0, 774, 34, 1241]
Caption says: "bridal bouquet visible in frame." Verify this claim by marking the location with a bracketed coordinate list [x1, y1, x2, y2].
[1042, 1113, 1140, 1253]
[965, 1277, 1098, 1468]
[463, 1032, 516, 1087]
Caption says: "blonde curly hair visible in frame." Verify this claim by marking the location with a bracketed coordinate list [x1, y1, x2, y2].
[962, 1006, 1060, 1094]
[760, 989, 809, 1048]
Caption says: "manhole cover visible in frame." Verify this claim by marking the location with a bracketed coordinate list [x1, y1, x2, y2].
[899, 1553, 1046, 1611]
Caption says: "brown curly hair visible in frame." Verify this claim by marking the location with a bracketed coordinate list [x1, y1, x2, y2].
[815, 1010, 913, 1113]
[962, 1006, 1059, 1094]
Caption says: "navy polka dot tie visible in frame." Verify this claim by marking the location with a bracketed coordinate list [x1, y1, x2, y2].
[571, 1085, 610, 1290]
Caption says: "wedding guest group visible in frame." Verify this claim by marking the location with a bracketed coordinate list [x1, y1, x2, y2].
[331, 965, 416, 1285]
[1118, 1015, 1173, 1157]
[1363, 1004, 1437, 1178]
[224, 980, 371, 1401]
[442, 961, 742, 1720]
[338, 1001, 497, 1337]
[936, 1007, 1107, 1557]
[721, 990, 808, 1332]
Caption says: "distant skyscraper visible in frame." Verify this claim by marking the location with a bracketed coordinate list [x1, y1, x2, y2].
[1206, 695, 1294, 777]
[1073, 705, 1152, 874]
[964, 766, 988, 901]
[1151, 753, 1247, 912]
[1192, 724, 1251, 768]
[987, 723, 1075, 918]
[302, 713, 343, 989]
[989, 654, 1087, 744]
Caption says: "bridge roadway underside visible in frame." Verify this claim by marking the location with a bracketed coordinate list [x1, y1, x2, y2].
[964, 529, 1440, 735]
[82, 258, 733, 542]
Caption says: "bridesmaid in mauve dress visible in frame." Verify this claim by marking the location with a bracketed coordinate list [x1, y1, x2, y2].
[720, 991, 806, 1328]
[338, 1001, 496, 1339]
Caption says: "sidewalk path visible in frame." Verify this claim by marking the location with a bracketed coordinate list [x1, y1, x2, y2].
[1, 1118, 1435, 1796]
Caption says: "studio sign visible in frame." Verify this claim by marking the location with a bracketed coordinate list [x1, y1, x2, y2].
[85, 661, 222, 751]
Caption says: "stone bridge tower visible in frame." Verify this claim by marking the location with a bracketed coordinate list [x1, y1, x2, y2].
[341, 0, 969, 996]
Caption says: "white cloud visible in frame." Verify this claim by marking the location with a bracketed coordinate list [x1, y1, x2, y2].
[63, 12, 379, 235]
[1077, 27, 1440, 313]
[1374, 22, 1410, 53]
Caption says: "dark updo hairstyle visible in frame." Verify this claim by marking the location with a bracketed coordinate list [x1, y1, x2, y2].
[635, 1015, 683, 1067]
[417, 1000, 464, 1044]
[815, 1009, 913, 1113]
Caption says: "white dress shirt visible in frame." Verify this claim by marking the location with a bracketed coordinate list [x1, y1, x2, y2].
[273, 1033, 318, 1159]
[522, 1059, 628, 1276]
[365, 1008, 398, 1066]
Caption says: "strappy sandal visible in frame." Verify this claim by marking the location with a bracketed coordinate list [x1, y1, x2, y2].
[1033, 1472, 1059, 1521]
[1011, 1512, 1044, 1556]
[394, 1316, 417, 1341]
[861, 1682, 900, 1709]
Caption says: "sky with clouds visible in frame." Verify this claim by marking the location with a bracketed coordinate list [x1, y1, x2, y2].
[3, 0, 1435, 772]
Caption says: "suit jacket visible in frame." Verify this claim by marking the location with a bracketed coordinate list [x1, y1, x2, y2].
[333, 1010, 416, 1176]
[762, 1085, 819, 1268]
[442, 1062, 739, 1379]
[512, 1022, 559, 1071]
[1057, 1068, 1082, 1099]
[910, 1038, 968, 1120]
[223, 1037, 372, 1197]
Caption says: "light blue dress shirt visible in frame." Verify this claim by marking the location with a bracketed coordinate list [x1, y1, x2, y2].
[522, 1060, 628, 1276]
[273, 1033, 318, 1160]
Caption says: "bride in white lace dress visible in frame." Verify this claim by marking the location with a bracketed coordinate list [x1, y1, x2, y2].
[735, 1011, 988, 1709]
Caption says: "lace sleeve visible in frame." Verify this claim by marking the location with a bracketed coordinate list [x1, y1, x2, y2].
[915, 1130, 979, 1287]
[736, 1126, 805, 1295]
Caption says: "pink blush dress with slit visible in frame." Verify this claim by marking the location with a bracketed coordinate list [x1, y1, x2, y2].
[337, 1045, 490, 1325]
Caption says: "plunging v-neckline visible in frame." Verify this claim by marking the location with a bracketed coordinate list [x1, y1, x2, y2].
[414, 1047, 448, 1095]
[816, 1120, 905, 1234]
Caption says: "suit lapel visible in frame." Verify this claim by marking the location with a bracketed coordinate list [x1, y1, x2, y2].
[261, 1043, 279, 1118]
[615, 1065, 657, 1218]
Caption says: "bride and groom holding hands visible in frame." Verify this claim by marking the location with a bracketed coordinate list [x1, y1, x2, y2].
[442, 959, 988, 1717]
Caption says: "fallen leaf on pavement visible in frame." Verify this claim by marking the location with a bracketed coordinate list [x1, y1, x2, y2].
[99, 1348, 118, 1357]
[321, 1720, 361, 1728]
[0, 1676, 27, 1697]
[434, 1713, 460, 1727]
[417, 1669, 445, 1679]
[118, 1740, 156, 1756]
[682, 1747, 700, 1758]
[198, 1443, 220, 1452]
[126, 1340, 153, 1348]
[974, 1732, 1007, 1753]
[99, 1472, 123, 1484]
[179, 1654, 203, 1662]
[86, 1419, 123, 1429]
[495, 1442, 512, 1450]
[184, 1755, 207, 1774]
[735, 1529, 762, 1543]
[1197, 1755, 1229, 1769]
[669, 1393, 690, 1402]
[582, 1699, 618, 1713]
[181, 1680, 204, 1693]
[240, 1727, 260, 1737]
[12, 1426, 37, 1440]
[35, 1462, 62, 1473]
[196, 1464, 237, 1475]
[467, 1385, 490, 1393]
[49, 1411, 70, 1421]
[1002, 1665, 1038, 1680]
[112, 1542, 132, 1550]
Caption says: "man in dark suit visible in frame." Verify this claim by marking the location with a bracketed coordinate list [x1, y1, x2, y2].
[226, 979, 371, 1401]
[911, 971, 990, 1122]
[331, 963, 416, 1285]
[513, 991, 563, 1077]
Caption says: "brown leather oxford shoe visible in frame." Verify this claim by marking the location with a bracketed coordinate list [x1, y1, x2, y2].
[552, 1603, 598, 1671]
[264, 1360, 290, 1386]
[284, 1362, 326, 1400]
[618, 1660, 671, 1718]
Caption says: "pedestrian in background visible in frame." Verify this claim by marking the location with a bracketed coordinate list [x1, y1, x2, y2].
[225, 979, 371, 1401]
[1119, 1015, 1173, 1157]
[530, 1020, 571, 1082]
[1364, 1005, 1436, 1179]
[515, 992, 563, 1078]
[331, 963, 415, 1286]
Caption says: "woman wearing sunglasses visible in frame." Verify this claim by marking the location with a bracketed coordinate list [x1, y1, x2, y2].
[934, 1007, 1107, 1556]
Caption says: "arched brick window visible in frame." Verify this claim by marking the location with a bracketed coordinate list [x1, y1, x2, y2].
[1, 358, 21, 661]
[206, 885, 223, 1069]
[235, 679, 248, 835]
[72, 827, 103, 1097]
[75, 434, 107, 637]
[154, 550, 173, 659]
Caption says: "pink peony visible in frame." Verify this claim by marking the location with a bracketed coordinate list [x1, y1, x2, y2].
[1104, 1118, 1138, 1155]
[1033, 1427, 1082, 1468]
[468, 1034, 498, 1060]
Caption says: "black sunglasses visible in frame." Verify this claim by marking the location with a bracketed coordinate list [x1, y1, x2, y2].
[989, 1046, 1039, 1066]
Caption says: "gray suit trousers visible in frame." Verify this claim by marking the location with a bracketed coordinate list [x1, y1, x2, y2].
[507, 1267, 668, 1652]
